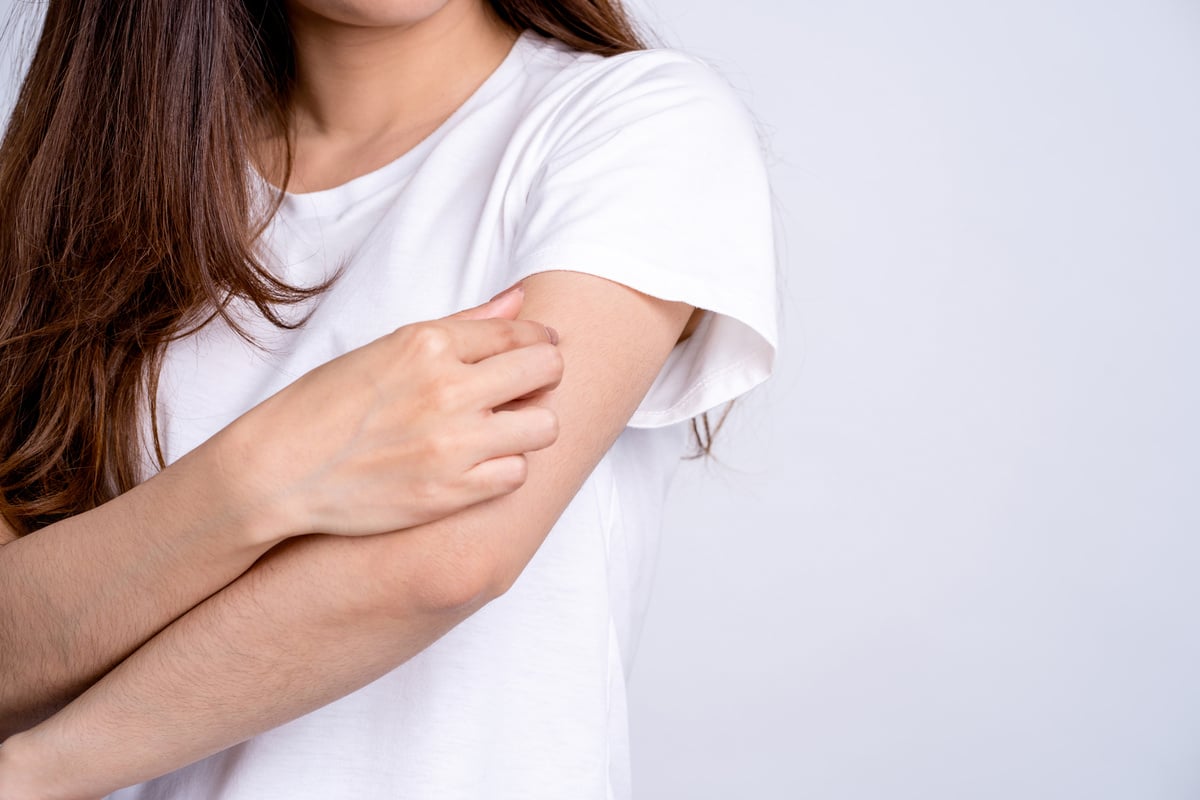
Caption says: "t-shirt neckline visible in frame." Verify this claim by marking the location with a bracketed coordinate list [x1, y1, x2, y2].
[258, 29, 535, 218]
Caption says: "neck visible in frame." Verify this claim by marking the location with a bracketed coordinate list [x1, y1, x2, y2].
[284, 0, 518, 142]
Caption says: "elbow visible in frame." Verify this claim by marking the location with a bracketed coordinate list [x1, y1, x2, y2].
[356, 533, 505, 620]
[410, 550, 501, 614]
[478, 550, 532, 601]
[431, 525, 554, 607]
[358, 526, 538, 620]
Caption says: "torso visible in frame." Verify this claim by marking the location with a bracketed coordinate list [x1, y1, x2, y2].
[113, 30, 697, 800]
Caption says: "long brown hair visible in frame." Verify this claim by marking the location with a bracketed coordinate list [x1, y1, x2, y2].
[0, 0, 714, 537]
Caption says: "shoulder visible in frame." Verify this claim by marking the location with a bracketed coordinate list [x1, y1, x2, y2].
[511, 31, 763, 167]
[515, 31, 759, 143]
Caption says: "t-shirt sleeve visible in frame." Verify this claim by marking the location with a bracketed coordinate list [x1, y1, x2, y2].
[504, 51, 779, 429]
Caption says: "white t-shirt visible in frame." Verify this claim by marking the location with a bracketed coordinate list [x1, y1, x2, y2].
[111, 28, 777, 800]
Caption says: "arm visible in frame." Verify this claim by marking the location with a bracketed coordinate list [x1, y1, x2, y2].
[0, 270, 694, 798]
[0, 289, 556, 737]
[0, 438, 279, 737]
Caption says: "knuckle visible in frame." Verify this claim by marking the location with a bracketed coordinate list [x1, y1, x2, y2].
[497, 324, 521, 349]
[519, 319, 547, 344]
[407, 323, 452, 357]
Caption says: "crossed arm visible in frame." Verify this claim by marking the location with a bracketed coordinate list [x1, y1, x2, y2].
[0, 270, 696, 798]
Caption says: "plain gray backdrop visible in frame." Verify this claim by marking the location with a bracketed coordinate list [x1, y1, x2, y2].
[3, 1, 1198, 798]
[626, 1, 1200, 798]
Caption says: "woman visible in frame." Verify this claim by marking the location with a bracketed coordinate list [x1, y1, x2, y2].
[0, 0, 776, 797]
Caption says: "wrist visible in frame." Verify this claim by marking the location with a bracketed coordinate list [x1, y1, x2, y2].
[184, 420, 301, 549]
[142, 415, 299, 553]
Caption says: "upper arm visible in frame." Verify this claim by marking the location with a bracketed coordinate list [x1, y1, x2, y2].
[489, 269, 694, 589]
[357, 269, 693, 607]
[347, 57, 779, 607]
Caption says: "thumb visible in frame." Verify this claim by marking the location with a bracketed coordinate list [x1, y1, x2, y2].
[447, 284, 524, 321]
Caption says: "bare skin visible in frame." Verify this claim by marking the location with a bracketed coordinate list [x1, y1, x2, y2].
[2, 273, 692, 799]
[263, 0, 520, 193]
[0, 288, 559, 737]
[0, 1, 700, 796]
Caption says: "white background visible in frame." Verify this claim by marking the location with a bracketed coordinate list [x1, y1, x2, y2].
[4, 1, 1199, 798]
[627, 1, 1200, 798]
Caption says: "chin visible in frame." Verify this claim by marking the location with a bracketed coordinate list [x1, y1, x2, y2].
[285, 0, 459, 28]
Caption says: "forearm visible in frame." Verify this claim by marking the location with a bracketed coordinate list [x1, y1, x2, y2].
[0, 430, 281, 736]
[1, 272, 691, 797]
[0, 290, 562, 738]
[1, 524, 489, 799]
[0, 405, 602, 797]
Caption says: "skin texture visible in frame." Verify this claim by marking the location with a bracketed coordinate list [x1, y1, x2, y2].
[0, 1, 700, 796]
[2, 272, 694, 798]
[0, 288, 559, 739]
[272, 0, 520, 192]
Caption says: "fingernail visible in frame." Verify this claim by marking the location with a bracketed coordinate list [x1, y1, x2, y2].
[490, 284, 524, 302]
[545, 325, 559, 345]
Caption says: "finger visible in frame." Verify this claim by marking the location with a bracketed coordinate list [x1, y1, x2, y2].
[461, 453, 529, 498]
[449, 318, 559, 364]
[470, 342, 564, 409]
[473, 405, 560, 461]
[446, 284, 524, 322]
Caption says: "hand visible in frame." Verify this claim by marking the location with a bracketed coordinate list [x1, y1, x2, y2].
[211, 286, 563, 543]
